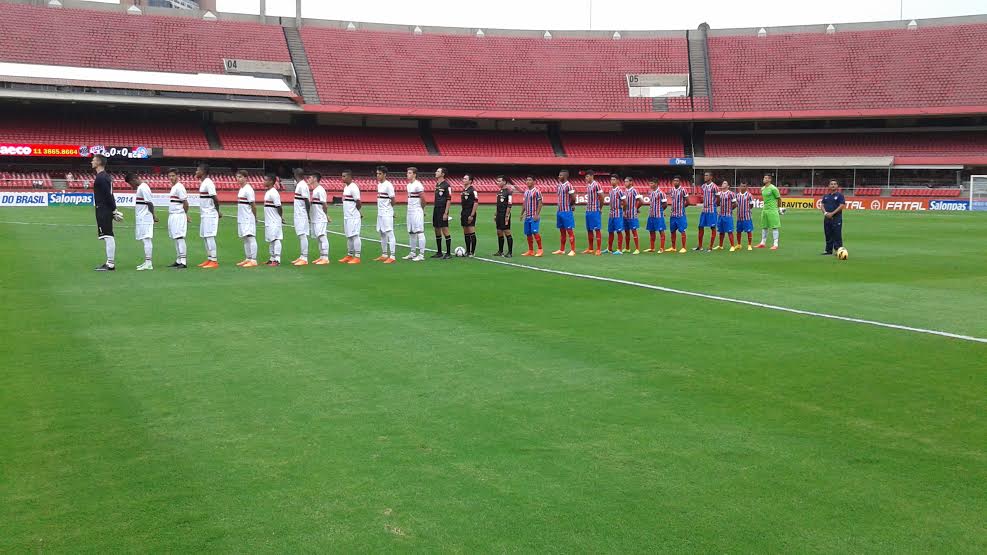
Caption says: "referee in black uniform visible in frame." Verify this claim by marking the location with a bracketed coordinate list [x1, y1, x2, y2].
[821, 179, 846, 255]
[493, 175, 514, 257]
[92, 154, 119, 271]
[460, 174, 478, 256]
[432, 167, 452, 259]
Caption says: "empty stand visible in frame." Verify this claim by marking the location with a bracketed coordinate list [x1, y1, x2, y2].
[890, 188, 961, 197]
[0, 114, 209, 149]
[561, 132, 684, 158]
[300, 27, 688, 112]
[216, 124, 428, 155]
[0, 3, 289, 74]
[705, 132, 987, 158]
[432, 131, 555, 157]
[708, 25, 987, 112]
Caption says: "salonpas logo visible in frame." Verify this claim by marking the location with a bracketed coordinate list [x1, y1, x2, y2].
[48, 192, 94, 206]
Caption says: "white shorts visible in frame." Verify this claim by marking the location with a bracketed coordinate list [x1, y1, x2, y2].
[199, 216, 218, 238]
[238, 221, 256, 238]
[311, 221, 327, 237]
[265, 222, 283, 242]
[343, 217, 361, 238]
[407, 210, 424, 234]
[294, 214, 310, 236]
[168, 213, 187, 239]
[135, 221, 153, 241]
[376, 213, 394, 233]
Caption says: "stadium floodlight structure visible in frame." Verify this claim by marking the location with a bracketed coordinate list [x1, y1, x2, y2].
[476, 29, 485, 37]
[971, 175, 987, 211]
[826, 24, 836, 34]
[757, 27, 767, 37]
[613, 31, 621, 40]
[47, 0, 62, 7]
[413, 26, 422, 35]
[907, 19, 919, 30]
[126, 5, 142, 15]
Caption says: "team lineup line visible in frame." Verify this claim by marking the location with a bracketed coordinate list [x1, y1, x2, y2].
[2, 215, 985, 345]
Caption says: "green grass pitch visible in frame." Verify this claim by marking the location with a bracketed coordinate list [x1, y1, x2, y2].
[1, 205, 985, 552]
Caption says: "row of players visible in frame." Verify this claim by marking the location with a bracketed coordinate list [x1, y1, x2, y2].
[89, 155, 784, 270]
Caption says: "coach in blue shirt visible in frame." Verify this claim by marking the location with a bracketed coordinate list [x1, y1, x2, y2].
[821, 179, 846, 255]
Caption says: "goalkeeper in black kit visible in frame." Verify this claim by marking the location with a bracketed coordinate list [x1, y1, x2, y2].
[92, 154, 123, 271]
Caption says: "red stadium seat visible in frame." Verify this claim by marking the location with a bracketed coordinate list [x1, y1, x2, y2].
[0, 114, 209, 149]
[705, 132, 987, 158]
[432, 131, 554, 157]
[216, 124, 427, 155]
[561, 132, 684, 158]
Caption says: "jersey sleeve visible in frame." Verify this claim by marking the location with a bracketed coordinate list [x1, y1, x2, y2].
[387, 183, 395, 198]
[176, 185, 187, 201]
[206, 179, 217, 196]
[248, 188, 256, 203]
[507, 194, 513, 204]
[295, 183, 308, 198]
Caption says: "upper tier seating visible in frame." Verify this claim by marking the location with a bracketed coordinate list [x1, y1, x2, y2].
[0, 115, 209, 149]
[705, 132, 987, 158]
[432, 131, 555, 157]
[216, 124, 428, 155]
[561, 132, 684, 158]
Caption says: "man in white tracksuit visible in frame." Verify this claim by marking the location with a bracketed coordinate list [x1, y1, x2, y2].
[374, 165, 397, 263]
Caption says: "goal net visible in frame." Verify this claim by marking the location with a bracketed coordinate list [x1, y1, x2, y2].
[971, 175, 987, 211]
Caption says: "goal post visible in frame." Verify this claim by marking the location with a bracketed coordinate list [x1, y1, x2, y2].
[971, 175, 987, 211]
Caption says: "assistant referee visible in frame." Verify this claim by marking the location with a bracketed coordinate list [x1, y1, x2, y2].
[821, 179, 846, 255]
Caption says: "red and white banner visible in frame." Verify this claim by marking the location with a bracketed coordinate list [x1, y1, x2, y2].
[812, 197, 929, 211]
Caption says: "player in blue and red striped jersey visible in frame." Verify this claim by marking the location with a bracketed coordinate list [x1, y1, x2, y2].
[553, 169, 577, 256]
[734, 181, 755, 251]
[716, 180, 738, 251]
[665, 175, 689, 253]
[623, 176, 642, 254]
[582, 171, 604, 255]
[521, 175, 543, 257]
[606, 174, 627, 255]
[644, 177, 667, 254]
[695, 171, 719, 252]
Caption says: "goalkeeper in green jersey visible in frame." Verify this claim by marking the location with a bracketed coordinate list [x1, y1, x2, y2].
[756, 173, 783, 250]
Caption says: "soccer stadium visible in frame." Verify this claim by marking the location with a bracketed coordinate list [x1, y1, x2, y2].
[1, 0, 985, 551]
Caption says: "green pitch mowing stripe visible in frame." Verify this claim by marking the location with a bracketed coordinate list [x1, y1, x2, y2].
[0, 206, 985, 552]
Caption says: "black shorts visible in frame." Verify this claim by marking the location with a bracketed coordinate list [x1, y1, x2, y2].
[460, 212, 476, 227]
[96, 210, 114, 238]
[432, 207, 449, 229]
[495, 212, 512, 231]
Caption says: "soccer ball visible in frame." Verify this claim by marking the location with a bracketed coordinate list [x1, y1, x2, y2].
[836, 247, 848, 260]
[454, 246, 467, 257]
[778, 207, 787, 215]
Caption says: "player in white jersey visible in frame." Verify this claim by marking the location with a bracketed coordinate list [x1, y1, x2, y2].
[339, 169, 363, 264]
[165, 168, 190, 269]
[262, 173, 284, 266]
[126, 173, 158, 271]
[308, 172, 331, 265]
[234, 170, 258, 268]
[373, 165, 397, 263]
[403, 166, 427, 261]
[291, 167, 311, 265]
[196, 164, 221, 268]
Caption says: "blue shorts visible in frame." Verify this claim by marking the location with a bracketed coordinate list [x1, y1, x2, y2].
[607, 217, 624, 234]
[669, 215, 688, 233]
[646, 216, 666, 232]
[736, 219, 753, 232]
[585, 211, 601, 231]
[717, 216, 734, 234]
[556, 210, 575, 230]
[623, 217, 639, 231]
[524, 218, 540, 236]
[699, 212, 718, 228]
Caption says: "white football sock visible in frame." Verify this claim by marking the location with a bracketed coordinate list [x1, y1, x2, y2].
[318, 235, 329, 258]
[760, 229, 768, 244]
[379, 232, 388, 256]
[271, 239, 282, 261]
[773, 229, 780, 246]
[387, 231, 396, 257]
[353, 237, 361, 258]
[299, 235, 308, 260]
[243, 237, 251, 259]
[104, 236, 116, 266]
[249, 237, 258, 260]
[205, 237, 217, 260]
[142, 238, 153, 261]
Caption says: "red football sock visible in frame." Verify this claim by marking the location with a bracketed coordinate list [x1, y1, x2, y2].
[632, 230, 639, 249]
[534, 234, 542, 249]
[649, 231, 656, 250]
[709, 230, 717, 249]
[527, 235, 534, 251]
[587, 231, 595, 250]
[747, 232, 753, 246]
[595, 230, 602, 248]
[608, 233, 614, 251]
[568, 229, 576, 251]
[559, 230, 566, 251]
[735, 231, 741, 245]
[671, 233, 678, 249]
[617, 233, 624, 250]
[659, 231, 666, 251]
[680, 233, 687, 249]
[697, 228, 705, 247]
[728, 233, 736, 247]
[719, 234, 725, 248]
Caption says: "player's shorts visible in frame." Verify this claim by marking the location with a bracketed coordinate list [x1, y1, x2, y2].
[376, 213, 394, 233]
[311, 220, 327, 237]
[293, 214, 310, 236]
[135, 220, 154, 241]
[607, 216, 624, 234]
[495, 212, 511, 231]
[736, 219, 753, 233]
[95, 210, 114, 238]
[167, 213, 187, 239]
[646, 216, 666, 232]
[717, 216, 734, 234]
[623, 217, 639, 231]
[556, 210, 574, 229]
[760, 209, 781, 229]
[523, 217, 540, 236]
[238, 220, 256, 238]
[669, 215, 688, 233]
[407, 209, 424, 234]
[460, 211, 476, 227]
[432, 207, 449, 229]
[699, 211, 718, 228]
[343, 217, 361, 238]
[199, 215, 218, 238]
[265, 221, 284, 242]
[585, 210, 601, 231]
